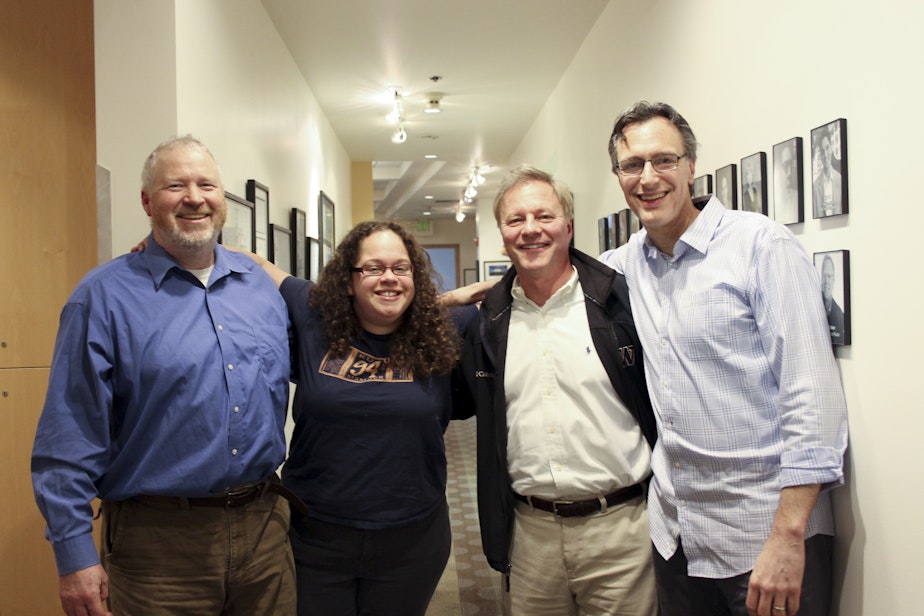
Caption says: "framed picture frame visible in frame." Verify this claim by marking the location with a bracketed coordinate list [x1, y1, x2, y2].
[483, 260, 511, 281]
[463, 268, 477, 286]
[290, 207, 307, 278]
[318, 191, 335, 269]
[607, 212, 618, 250]
[220, 191, 255, 251]
[269, 224, 292, 274]
[308, 237, 320, 281]
[772, 137, 804, 225]
[715, 163, 737, 210]
[813, 249, 851, 346]
[740, 152, 768, 215]
[597, 216, 609, 253]
[811, 118, 848, 219]
[692, 174, 713, 199]
[246, 179, 270, 259]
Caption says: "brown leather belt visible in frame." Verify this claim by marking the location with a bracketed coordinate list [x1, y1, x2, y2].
[134, 477, 309, 516]
[515, 483, 644, 518]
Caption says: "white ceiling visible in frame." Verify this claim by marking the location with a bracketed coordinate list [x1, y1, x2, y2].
[260, 0, 609, 221]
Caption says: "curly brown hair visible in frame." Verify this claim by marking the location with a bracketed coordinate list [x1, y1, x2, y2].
[309, 220, 461, 378]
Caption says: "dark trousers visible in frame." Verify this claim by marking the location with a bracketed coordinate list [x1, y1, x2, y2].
[289, 499, 451, 616]
[653, 534, 833, 616]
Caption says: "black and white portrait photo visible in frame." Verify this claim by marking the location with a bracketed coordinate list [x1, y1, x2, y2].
[740, 152, 767, 215]
[772, 137, 804, 225]
[715, 163, 737, 209]
[692, 174, 713, 199]
[811, 118, 848, 218]
[814, 250, 851, 346]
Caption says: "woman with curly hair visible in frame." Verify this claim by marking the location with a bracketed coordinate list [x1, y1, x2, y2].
[252, 220, 478, 616]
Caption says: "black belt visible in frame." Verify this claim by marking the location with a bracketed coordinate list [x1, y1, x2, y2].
[515, 483, 644, 518]
[133, 477, 309, 516]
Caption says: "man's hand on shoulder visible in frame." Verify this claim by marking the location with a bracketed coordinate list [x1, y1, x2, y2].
[440, 280, 498, 307]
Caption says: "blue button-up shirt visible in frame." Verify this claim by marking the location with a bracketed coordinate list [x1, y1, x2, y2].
[32, 237, 290, 575]
[600, 198, 848, 578]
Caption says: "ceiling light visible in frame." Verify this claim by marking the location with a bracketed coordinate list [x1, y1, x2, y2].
[385, 89, 405, 124]
[471, 166, 486, 186]
[455, 209, 465, 223]
[422, 211, 431, 216]
[424, 154, 437, 159]
[424, 195, 434, 199]
[424, 92, 443, 114]
[391, 125, 407, 144]
[463, 183, 477, 199]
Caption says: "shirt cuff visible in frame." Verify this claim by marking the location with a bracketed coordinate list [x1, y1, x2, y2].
[780, 446, 845, 492]
[52, 531, 101, 576]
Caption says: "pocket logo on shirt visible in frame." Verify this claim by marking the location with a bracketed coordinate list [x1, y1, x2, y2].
[319, 347, 413, 382]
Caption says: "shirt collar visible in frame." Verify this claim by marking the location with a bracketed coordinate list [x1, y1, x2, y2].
[510, 265, 579, 310]
[142, 236, 245, 289]
[644, 196, 725, 262]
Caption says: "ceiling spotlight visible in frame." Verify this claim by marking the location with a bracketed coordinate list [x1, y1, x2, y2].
[424, 92, 443, 114]
[391, 125, 407, 144]
[386, 89, 405, 124]
[463, 183, 477, 199]
[471, 166, 486, 186]
[455, 209, 466, 223]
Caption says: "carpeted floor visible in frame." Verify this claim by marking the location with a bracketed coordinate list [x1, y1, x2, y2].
[426, 417, 507, 616]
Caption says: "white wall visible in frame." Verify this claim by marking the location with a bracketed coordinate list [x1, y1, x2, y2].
[475, 1, 924, 613]
[95, 0, 351, 258]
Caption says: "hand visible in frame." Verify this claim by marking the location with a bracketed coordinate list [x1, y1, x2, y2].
[744, 484, 819, 616]
[440, 280, 497, 307]
[745, 532, 805, 616]
[130, 237, 148, 252]
[59, 564, 112, 616]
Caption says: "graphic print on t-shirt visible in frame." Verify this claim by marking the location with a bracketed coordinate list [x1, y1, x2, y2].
[319, 347, 413, 383]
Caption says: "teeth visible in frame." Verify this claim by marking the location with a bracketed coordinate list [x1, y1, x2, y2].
[640, 193, 665, 202]
[522, 244, 544, 249]
[379, 291, 398, 297]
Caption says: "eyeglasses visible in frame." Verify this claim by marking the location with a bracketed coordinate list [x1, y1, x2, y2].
[615, 153, 688, 176]
[351, 263, 414, 277]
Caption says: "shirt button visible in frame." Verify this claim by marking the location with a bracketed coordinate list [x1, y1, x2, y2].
[228, 364, 234, 370]
[217, 325, 224, 331]
[231, 448, 238, 456]
[233, 406, 240, 413]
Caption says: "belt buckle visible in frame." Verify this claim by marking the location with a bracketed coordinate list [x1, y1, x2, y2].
[224, 484, 258, 507]
[551, 499, 575, 516]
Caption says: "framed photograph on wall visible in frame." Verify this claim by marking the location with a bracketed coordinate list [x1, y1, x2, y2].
[692, 174, 713, 198]
[220, 191, 255, 251]
[308, 237, 320, 281]
[269, 224, 292, 274]
[772, 137, 804, 225]
[463, 268, 477, 286]
[246, 179, 269, 259]
[715, 163, 737, 209]
[597, 216, 609, 253]
[607, 212, 618, 250]
[811, 118, 848, 218]
[813, 249, 851, 346]
[318, 191, 335, 269]
[483, 260, 512, 282]
[290, 207, 307, 278]
[617, 209, 630, 247]
[740, 152, 768, 215]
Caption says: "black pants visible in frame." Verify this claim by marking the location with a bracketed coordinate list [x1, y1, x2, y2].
[289, 499, 451, 616]
[653, 534, 833, 616]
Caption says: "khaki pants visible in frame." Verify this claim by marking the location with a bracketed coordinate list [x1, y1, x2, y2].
[508, 495, 657, 616]
[102, 489, 296, 615]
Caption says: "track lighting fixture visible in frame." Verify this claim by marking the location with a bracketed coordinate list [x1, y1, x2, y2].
[463, 183, 477, 199]
[385, 89, 405, 125]
[424, 92, 443, 113]
[455, 209, 466, 223]
[391, 125, 407, 144]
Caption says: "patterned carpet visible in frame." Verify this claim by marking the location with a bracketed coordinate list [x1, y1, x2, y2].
[427, 417, 506, 616]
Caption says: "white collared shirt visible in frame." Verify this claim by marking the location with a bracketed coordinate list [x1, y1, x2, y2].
[504, 267, 651, 500]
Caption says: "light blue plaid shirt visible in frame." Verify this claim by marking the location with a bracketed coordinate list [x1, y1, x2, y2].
[600, 197, 848, 578]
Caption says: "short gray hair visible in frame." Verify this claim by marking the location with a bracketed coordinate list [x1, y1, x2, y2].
[141, 135, 220, 193]
[492, 164, 574, 225]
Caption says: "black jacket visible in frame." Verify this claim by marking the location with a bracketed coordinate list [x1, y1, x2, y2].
[460, 248, 657, 573]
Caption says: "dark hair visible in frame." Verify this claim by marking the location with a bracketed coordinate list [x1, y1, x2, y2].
[607, 101, 699, 174]
[309, 220, 460, 377]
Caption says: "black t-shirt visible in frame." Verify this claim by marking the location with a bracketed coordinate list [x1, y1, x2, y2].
[279, 276, 461, 529]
